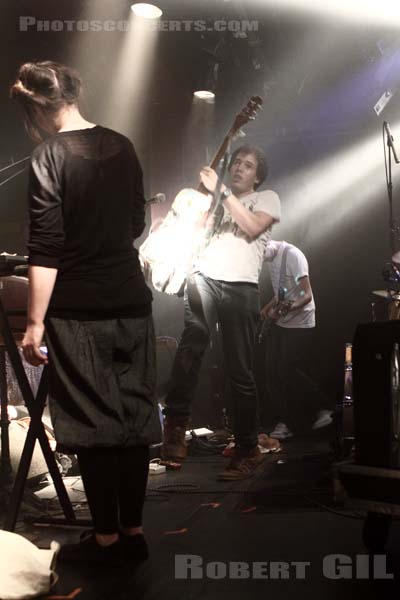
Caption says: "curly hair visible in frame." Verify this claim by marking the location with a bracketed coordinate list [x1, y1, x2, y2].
[229, 145, 268, 190]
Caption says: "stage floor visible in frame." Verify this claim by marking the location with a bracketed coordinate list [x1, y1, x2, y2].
[1, 432, 399, 600]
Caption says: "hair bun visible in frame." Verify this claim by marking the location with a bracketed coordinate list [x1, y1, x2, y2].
[10, 60, 83, 141]
[10, 79, 35, 99]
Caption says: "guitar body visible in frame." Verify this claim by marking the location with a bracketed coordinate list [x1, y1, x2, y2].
[139, 188, 211, 295]
[258, 299, 293, 343]
[139, 96, 263, 295]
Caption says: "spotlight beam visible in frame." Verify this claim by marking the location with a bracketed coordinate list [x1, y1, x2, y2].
[274, 125, 400, 246]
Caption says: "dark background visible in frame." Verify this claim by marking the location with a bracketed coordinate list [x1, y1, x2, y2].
[1, 0, 399, 427]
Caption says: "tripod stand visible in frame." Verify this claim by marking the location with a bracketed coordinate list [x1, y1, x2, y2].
[0, 273, 79, 531]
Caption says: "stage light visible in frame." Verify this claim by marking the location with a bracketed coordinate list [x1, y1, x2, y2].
[184, 89, 215, 175]
[130, 3, 162, 19]
[374, 90, 393, 116]
[103, 8, 160, 137]
[193, 90, 215, 102]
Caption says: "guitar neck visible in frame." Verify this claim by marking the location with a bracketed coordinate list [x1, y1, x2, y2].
[196, 128, 235, 194]
[195, 95, 263, 194]
[209, 129, 235, 170]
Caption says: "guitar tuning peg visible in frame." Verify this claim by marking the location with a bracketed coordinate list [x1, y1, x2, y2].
[232, 128, 246, 141]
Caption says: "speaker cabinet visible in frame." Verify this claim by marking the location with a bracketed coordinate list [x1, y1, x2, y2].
[353, 321, 400, 468]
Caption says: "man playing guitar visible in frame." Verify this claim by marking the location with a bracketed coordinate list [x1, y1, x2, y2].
[162, 145, 281, 480]
[261, 241, 332, 440]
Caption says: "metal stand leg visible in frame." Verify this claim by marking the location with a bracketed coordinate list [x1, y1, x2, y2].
[3, 368, 77, 531]
[0, 346, 12, 487]
[0, 299, 78, 531]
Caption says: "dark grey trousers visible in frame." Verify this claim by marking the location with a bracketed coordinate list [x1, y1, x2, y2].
[164, 273, 260, 450]
[45, 315, 162, 452]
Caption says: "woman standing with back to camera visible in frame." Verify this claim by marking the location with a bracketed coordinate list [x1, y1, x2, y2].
[10, 61, 161, 565]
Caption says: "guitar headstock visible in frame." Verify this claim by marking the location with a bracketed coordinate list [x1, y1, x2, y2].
[232, 96, 263, 134]
[208, 95, 264, 170]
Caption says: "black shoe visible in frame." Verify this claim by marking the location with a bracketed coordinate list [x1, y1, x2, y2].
[119, 532, 149, 563]
[59, 533, 123, 567]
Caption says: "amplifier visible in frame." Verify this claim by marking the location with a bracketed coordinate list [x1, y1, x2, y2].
[353, 321, 400, 468]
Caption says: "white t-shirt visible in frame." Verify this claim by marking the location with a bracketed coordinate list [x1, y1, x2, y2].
[267, 241, 315, 328]
[195, 190, 281, 283]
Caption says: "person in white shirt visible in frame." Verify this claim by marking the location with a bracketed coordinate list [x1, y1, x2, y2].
[261, 241, 332, 439]
[162, 145, 281, 480]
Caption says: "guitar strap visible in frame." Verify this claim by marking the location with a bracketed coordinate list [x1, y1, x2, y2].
[191, 145, 232, 269]
[278, 244, 290, 299]
[204, 142, 232, 240]
[258, 244, 289, 342]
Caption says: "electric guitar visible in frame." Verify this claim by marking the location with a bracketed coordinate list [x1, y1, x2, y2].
[139, 96, 263, 295]
[257, 277, 310, 343]
[258, 287, 292, 343]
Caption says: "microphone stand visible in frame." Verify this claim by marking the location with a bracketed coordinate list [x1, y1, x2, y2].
[0, 168, 27, 188]
[0, 156, 30, 174]
[386, 132, 395, 256]
[384, 122, 400, 256]
[0, 156, 30, 188]
[382, 123, 400, 301]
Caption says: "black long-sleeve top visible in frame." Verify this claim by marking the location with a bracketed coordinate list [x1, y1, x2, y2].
[27, 125, 152, 319]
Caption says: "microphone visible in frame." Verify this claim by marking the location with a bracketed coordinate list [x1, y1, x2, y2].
[145, 193, 166, 206]
[384, 121, 400, 164]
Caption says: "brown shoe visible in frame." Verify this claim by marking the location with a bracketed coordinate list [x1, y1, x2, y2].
[218, 446, 265, 481]
[257, 433, 281, 453]
[162, 415, 189, 461]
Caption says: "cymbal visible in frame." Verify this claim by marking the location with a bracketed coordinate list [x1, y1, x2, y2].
[372, 290, 400, 300]
[393, 251, 400, 264]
